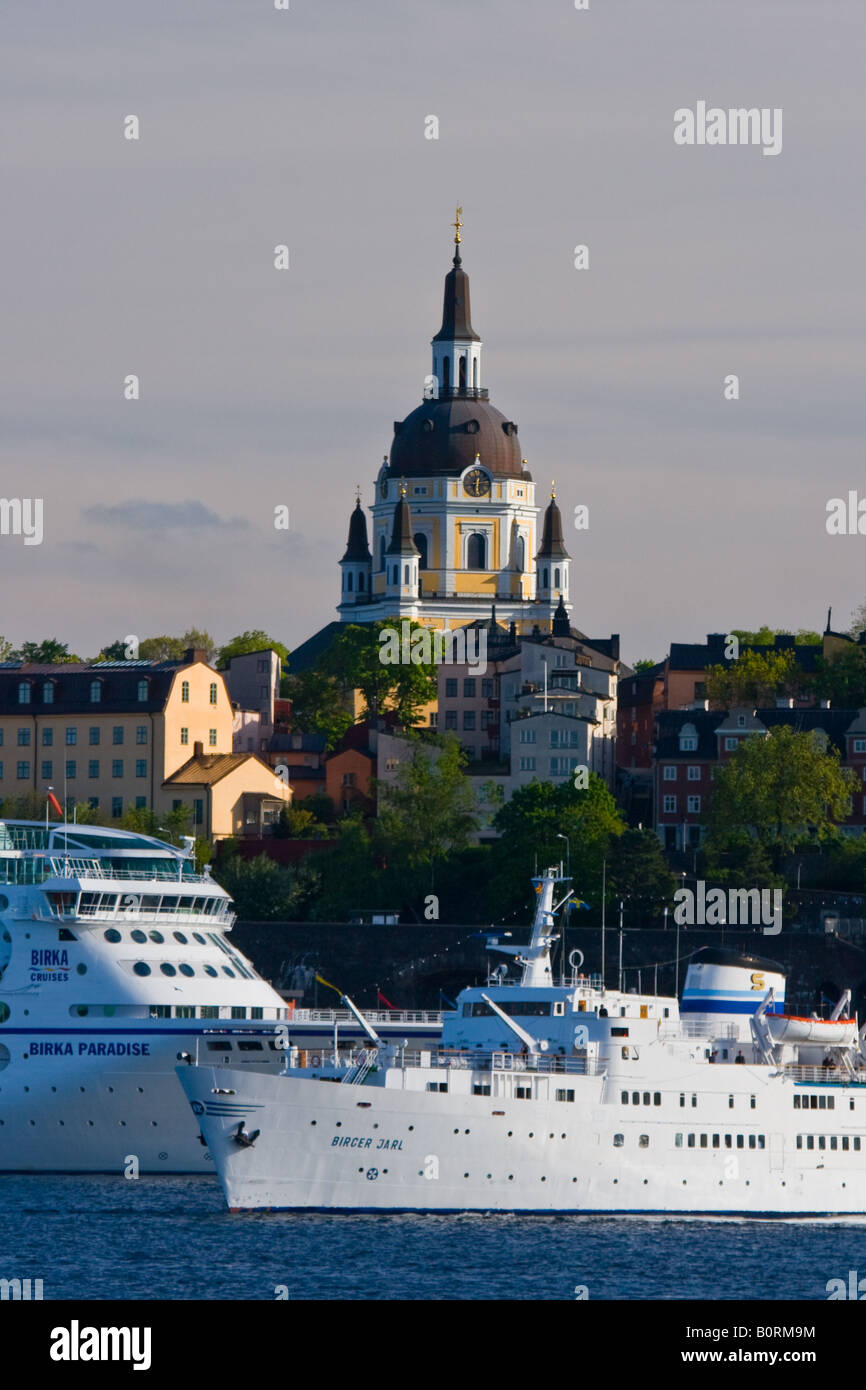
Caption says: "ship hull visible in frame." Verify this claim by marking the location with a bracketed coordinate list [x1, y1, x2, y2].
[178, 1064, 866, 1216]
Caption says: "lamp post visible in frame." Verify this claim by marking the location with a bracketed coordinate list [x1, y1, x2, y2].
[556, 833, 571, 881]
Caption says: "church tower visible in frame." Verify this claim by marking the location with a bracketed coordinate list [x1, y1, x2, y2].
[535, 487, 571, 615]
[338, 496, 373, 612]
[337, 212, 574, 634]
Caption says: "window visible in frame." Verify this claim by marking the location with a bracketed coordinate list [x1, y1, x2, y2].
[41, 760, 52, 779]
[445, 678, 457, 698]
[737, 714, 746, 728]
[519, 757, 536, 771]
[663, 795, 676, 813]
[663, 766, 676, 781]
[137, 680, 148, 702]
[135, 760, 147, 778]
[679, 736, 697, 751]
[17, 728, 30, 747]
[17, 761, 30, 779]
[413, 533, 428, 569]
[463, 678, 476, 698]
[88, 726, 100, 745]
[209, 683, 218, 705]
[136, 726, 147, 745]
[687, 766, 700, 781]
[181, 681, 190, 703]
[180, 728, 189, 745]
[445, 711, 458, 731]
[613, 1134, 624, 1147]
[42, 683, 54, 704]
[854, 738, 866, 753]
[88, 760, 99, 779]
[42, 728, 53, 747]
[725, 737, 738, 750]
[18, 682, 31, 704]
[113, 726, 123, 745]
[208, 729, 217, 747]
[193, 799, 203, 825]
[65, 727, 77, 745]
[463, 712, 476, 731]
[687, 795, 701, 813]
[135, 796, 146, 809]
[481, 678, 494, 698]
[638, 1134, 649, 1148]
[65, 760, 76, 779]
[467, 533, 486, 570]
[112, 760, 123, 778]
[89, 681, 102, 703]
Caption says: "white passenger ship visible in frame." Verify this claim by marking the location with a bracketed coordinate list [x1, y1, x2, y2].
[0, 819, 442, 1172]
[180, 866, 866, 1215]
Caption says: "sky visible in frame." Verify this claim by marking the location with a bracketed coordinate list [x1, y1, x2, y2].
[2, 0, 864, 665]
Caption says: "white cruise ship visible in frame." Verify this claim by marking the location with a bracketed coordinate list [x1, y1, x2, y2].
[180, 866, 866, 1215]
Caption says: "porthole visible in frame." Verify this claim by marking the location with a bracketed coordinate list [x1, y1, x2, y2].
[75, 1006, 88, 1017]
[0, 1044, 10, 1072]
[173, 931, 188, 944]
[148, 930, 165, 944]
[0, 1003, 10, 1024]
[131, 930, 147, 944]
[193, 933, 206, 945]
[160, 963, 177, 977]
[103, 929, 122, 944]
[204, 965, 217, 978]
[133, 962, 151, 977]
[179, 964, 194, 977]
[76, 963, 87, 975]
[222, 967, 235, 978]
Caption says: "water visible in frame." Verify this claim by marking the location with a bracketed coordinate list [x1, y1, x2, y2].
[3, 1175, 866, 1299]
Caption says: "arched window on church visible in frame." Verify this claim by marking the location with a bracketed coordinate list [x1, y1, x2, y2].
[404, 563, 410, 584]
[473, 356, 478, 388]
[379, 534, 386, 571]
[442, 356, 450, 391]
[414, 533, 428, 570]
[346, 571, 353, 592]
[514, 535, 525, 571]
[459, 355, 467, 390]
[554, 567, 561, 589]
[467, 533, 486, 570]
[358, 572, 365, 591]
[542, 567, 549, 589]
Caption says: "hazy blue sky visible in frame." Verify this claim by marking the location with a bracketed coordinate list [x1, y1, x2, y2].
[2, 0, 864, 663]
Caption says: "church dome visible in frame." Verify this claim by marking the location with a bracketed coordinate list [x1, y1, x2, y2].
[388, 396, 525, 480]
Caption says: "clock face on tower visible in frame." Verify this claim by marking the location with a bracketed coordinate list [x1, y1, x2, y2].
[463, 468, 490, 497]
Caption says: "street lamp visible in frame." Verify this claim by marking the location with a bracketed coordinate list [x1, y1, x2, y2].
[556, 833, 571, 881]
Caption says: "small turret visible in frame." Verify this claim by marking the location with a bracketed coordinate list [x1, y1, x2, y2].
[535, 485, 570, 609]
[339, 495, 372, 606]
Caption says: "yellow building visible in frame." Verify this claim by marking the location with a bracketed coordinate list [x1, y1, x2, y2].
[337, 213, 571, 636]
[0, 647, 290, 838]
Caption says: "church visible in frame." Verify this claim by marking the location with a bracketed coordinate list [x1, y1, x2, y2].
[337, 211, 572, 635]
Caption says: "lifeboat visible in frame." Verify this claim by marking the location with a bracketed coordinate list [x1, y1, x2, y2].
[766, 1015, 857, 1046]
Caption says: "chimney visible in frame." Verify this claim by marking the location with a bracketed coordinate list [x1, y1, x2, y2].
[193, 740, 203, 757]
[184, 647, 208, 664]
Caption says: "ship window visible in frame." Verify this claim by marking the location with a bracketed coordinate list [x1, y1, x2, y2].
[749, 1135, 756, 1149]
[472, 1085, 491, 1096]
[173, 931, 188, 944]
[148, 930, 165, 944]
[204, 965, 218, 977]
[828, 1097, 835, 1110]
[818, 1135, 826, 1150]
[796, 1135, 802, 1149]
[238, 1041, 264, 1052]
[130, 930, 146, 943]
[642, 1092, 650, 1105]
[621, 1091, 628, 1104]
[750, 1096, 756, 1109]
[613, 1134, 624, 1147]
[855, 1137, 861, 1151]
[200, 1006, 219, 1019]
[675, 1133, 682, 1147]
[555, 1089, 575, 1103]
[679, 1093, 685, 1107]
[222, 966, 236, 978]
[699, 1134, 707, 1148]
[712, 1134, 720, 1148]
[132, 962, 151, 976]
[160, 963, 177, 977]
[692, 1095, 697, 1107]
[729, 1095, 734, 1109]
[179, 964, 194, 977]
[724, 1134, 732, 1148]
[611, 1027, 628, 1037]
[150, 1005, 170, 1018]
[193, 932, 206, 944]
[632, 1092, 639, 1105]
[687, 1134, 695, 1148]
[819, 1095, 827, 1110]
[206, 1040, 232, 1051]
[810, 1096, 817, 1109]
[842, 1137, 849, 1151]
[103, 929, 122, 943]
[515, 1087, 530, 1099]
[654, 1094, 661, 1107]
[638, 1135, 649, 1148]
[737, 1135, 744, 1148]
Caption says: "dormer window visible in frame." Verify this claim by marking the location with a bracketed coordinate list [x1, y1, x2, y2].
[89, 680, 102, 703]
[17, 682, 30, 705]
[137, 679, 149, 702]
[737, 714, 746, 727]
[42, 682, 54, 704]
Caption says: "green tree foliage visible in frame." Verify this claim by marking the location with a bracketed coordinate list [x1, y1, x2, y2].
[377, 737, 478, 897]
[272, 805, 330, 839]
[14, 639, 80, 663]
[810, 647, 866, 709]
[730, 628, 820, 647]
[606, 828, 677, 917]
[282, 667, 354, 750]
[138, 630, 217, 662]
[323, 620, 438, 726]
[0, 636, 14, 660]
[632, 659, 657, 673]
[212, 851, 319, 921]
[704, 647, 796, 707]
[706, 726, 857, 868]
[489, 775, 625, 922]
[308, 817, 386, 921]
[702, 834, 785, 890]
[216, 631, 289, 668]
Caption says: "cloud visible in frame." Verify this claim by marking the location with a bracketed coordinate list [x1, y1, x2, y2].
[84, 500, 248, 531]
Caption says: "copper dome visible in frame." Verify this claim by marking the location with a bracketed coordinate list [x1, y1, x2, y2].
[388, 396, 526, 480]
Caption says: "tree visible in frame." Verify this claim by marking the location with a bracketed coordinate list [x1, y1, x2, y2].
[489, 775, 625, 922]
[322, 620, 438, 727]
[606, 829, 676, 918]
[377, 737, 478, 902]
[97, 640, 134, 661]
[272, 805, 330, 839]
[13, 639, 80, 663]
[810, 647, 866, 709]
[283, 667, 354, 750]
[0, 636, 13, 660]
[702, 834, 785, 890]
[632, 659, 657, 673]
[212, 852, 319, 921]
[138, 630, 216, 663]
[216, 631, 289, 668]
[704, 647, 796, 707]
[730, 628, 821, 647]
[308, 817, 385, 921]
[706, 725, 857, 869]
[849, 602, 866, 639]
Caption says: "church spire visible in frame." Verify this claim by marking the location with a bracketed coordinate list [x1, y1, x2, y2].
[431, 208, 482, 398]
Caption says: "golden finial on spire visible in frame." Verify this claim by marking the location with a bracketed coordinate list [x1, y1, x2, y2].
[399, 477, 407, 498]
[355, 482, 361, 503]
[453, 205, 463, 245]
[551, 479, 556, 499]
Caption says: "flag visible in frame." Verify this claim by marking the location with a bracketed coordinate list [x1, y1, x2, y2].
[377, 989, 396, 1009]
[570, 896, 591, 912]
[315, 973, 342, 997]
[46, 791, 64, 819]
